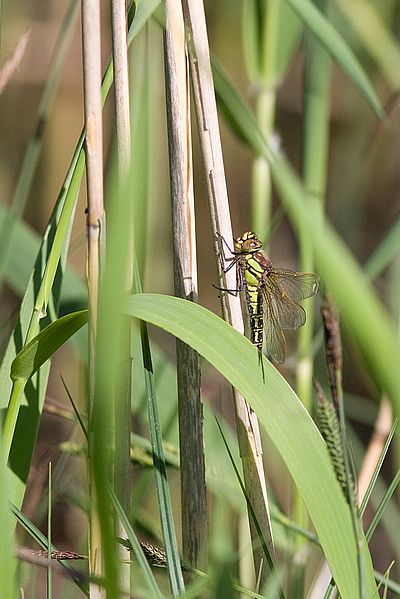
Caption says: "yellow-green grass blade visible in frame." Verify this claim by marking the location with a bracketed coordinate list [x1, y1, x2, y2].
[11, 503, 88, 595]
[139, 322, 185, 596]
[109, 485, 165, 599]
[274, 3, 302, 80]
[3, 311, 88, 469]
[0, 425, 16, 599]
[10, 310, 88, 382]
[0, 132, 84, 410]
[213, 61, 400, 413]
[126, 293, 378, 599]
[0, 141, 84, 512]
[364, 214, 400, 280]
[242, 0, 301, 83]
[264, 146, 400, 409]
[282, 0, 383, 117]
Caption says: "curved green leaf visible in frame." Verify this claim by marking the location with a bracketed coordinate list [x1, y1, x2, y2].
[283, 0, 383, 117]
[263, 145, 400, 410]
[126, 293, 378, 599]
[11, 310, 88, 382]
[213, 62, 400, 412]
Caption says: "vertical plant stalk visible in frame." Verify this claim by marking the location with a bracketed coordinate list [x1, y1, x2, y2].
[47, 462, 52, 598]
[111, 0, 131, 175]
[164, 0, 207, 572]
[296, 0, 330, 411]
[110, 0, 132, 592]
[182, 0, 274, 585]
[293, 0, 330, 551]
[81, 0, 105, 596]
[243, 0, 279, 240]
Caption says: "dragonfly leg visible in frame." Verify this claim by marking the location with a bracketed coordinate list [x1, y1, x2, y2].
[212, 284, 239, 296]
[213, 264, 244, 296]
[222, 258, 237, 275]
[215, 232, 237, 262]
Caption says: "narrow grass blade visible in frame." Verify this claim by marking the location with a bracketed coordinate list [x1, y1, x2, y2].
[0, 426, 16, 599]
[126, 293, 378, 598]
[364, 215, 400, 280]
[212, 57, 264, 153]
[266, 149, 400, 409]
[283, 0, 383, 117]
[2, 310, 88, 466]
[11, 503, 88, 595]
[374, 566, 400, 596]
[0, 135, 85, 508]
[359, 419, 397, 517]
[366, 468, 400, 542]
[140, 321, 185, 596]
[60, 373, 88, 438]
[216, 418, 284, 599]
[108, 484, 165, 599]
[47, 463, 53, 599]
[10, 310, 88, 382]
[213, 64, 400, 409]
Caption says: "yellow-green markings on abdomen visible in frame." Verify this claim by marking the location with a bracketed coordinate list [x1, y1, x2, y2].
[244, 255, 264, 351]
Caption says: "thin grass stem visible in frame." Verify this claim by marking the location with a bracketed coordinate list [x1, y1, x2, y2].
[293, 0, 330, 573]
[110, 1, 132, 592]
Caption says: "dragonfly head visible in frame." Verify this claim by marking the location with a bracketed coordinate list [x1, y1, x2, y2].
[234, 231, 262, 253]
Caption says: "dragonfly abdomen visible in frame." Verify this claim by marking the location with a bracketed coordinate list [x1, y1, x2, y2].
[244, 282, 264, 352]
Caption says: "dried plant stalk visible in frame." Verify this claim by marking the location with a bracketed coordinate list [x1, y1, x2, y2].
[357, 395, 393, 503]
[182, 0, 274, 584]
[164, 0, 207, 572]
[81, 1, 105, 596]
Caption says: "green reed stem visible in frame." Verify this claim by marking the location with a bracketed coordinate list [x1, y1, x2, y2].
[292, 0, 331, 587]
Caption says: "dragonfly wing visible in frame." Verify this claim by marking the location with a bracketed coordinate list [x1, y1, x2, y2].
[263, 276, 306, 329]
[263, 288, 287, 363]
[270, 270, 319, 301]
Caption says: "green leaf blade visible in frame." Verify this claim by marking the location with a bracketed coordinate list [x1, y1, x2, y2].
[11, 310, 88, 382]
[126, 293, 378, 599]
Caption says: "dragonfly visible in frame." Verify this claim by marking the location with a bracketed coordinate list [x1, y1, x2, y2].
[215, 231, 320, 363]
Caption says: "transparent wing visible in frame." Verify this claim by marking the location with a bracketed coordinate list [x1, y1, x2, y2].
[263, 288, 287, 363]
[263, 275, 306, 329]
[269, 269, 319, 302]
